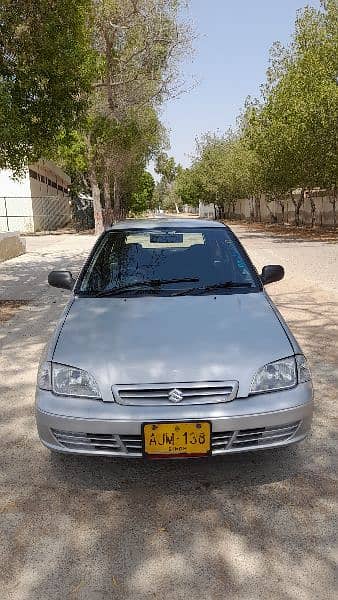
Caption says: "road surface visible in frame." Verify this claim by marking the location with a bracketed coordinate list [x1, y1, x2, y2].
[0, 226, 337, 600]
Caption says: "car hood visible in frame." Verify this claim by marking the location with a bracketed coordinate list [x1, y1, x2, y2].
[53, 293, 293, 399]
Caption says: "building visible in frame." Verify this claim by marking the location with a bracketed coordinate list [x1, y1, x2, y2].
[0, 159, 72, 233]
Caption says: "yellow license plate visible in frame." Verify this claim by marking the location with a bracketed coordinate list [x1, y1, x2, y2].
[143, 422, 211, 457]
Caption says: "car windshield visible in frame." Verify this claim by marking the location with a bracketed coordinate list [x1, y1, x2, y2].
[79, 227, 260, 296]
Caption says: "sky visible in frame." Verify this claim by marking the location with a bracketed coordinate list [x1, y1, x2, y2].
[161, 0, 321, 169]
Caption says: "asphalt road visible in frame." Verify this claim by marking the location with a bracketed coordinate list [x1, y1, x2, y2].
[0, 226, 337, 600]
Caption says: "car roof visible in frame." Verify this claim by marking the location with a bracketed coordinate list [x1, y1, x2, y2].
[108, 218, 226, 230]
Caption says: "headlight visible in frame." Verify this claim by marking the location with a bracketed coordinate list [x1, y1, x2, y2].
[250, 356, 297, 394]
[52, 363, 100, 398]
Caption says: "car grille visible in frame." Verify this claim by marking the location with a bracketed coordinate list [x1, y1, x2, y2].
[112, 381, 239, 406]
[211, 422, 301, 453]
[51, 430, 143, 455]
[51, 421, 300, 456]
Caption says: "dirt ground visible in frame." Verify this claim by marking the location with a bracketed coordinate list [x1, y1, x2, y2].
[0, 227, 337, 600]
[227, 219, 338, 243]
[0, 300, 29, 323]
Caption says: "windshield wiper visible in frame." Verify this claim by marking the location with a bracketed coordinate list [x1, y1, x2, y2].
[172, 281, 254, 296]
[89, 277, 200, 297]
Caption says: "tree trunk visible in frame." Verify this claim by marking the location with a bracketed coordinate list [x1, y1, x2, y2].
[333, 199, 337, 228]
[291, 189, 305, 227]
[329, 198, 337, 228]
[329, 188, 337, 228]
[295, 204, 300, 226]
[254, 195, 261, 221]
[90, 171, 104, 234]
[113, 178, 121, 222]
[309, 191, 316, 228]
[265, 198, 277, 223]
[279, 202, 285, 224]
[274, 195, 284, 224]
[103, 170, 113, 228]
[249, 196, 255, 221]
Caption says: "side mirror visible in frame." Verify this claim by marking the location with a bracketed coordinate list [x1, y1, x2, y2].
[261, 265, 284, 285]
[48, 270, 75, 291]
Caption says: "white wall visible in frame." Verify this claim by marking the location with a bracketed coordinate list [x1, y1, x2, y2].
[199, 202, 216, 219]
[0, 169, 31, 197]
[29, 159, 71, 198]
[31, 196, 71, 231]
[0, 197, 35, 232]
[0, 170, 34, 232]
[29, 160, 71, 231]
[0, 160, 72, 232]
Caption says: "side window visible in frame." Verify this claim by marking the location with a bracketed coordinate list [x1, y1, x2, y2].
[80, 236, 111, 291]
[107, 242, 125, 281]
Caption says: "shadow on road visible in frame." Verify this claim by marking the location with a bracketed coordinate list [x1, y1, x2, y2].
[230, 223, 338, 245]
[49, 443, 304, 492]
[1, 238, 337, 600]
[0, 244, 89, 302]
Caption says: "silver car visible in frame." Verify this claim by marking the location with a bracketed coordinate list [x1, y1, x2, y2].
[36, 219, 313, 458]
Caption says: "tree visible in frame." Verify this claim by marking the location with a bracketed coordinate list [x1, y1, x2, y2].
[129, 171, 155, 214]
[154, 152, 181, 210]
[53, 130, 90, 201]
[0, 0, 193, 232]
[173, 1, 337, 228]
[86, 0, 192, 230]
[0, 0, 94, 172]
[174, 165, 202, 207]
[155, 152, 178, 184]
[246, 0, 338, 225]
[175, 130, 260, 218]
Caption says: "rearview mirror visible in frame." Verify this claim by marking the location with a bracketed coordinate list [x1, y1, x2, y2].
[261, 265, 284, 285]
[48, 270, 75, 290]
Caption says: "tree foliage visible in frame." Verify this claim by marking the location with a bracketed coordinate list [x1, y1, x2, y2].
[174, 0, 338, 226]
[175, 131, 260, 214]
[155, 152, 178, 183]
[128, 171, 155, 214]
[84, 0, 191, 229]
[0, 0, 95, 172]
[0, 0, 192, 230]
[153, 152, 181, 209]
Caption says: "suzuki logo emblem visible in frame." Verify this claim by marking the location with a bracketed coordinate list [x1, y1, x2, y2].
[168, 388, 184, 403]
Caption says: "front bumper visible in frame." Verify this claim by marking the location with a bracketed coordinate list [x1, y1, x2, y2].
[36, 383, 313, 458]
[35, 382, 313, 457]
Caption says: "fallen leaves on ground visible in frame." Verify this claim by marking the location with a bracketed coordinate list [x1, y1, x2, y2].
[0, 300, 29, 324]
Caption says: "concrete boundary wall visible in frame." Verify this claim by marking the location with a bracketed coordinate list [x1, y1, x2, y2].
[199, 202, 216, 219]
[0, 159, 71, 233]
[231, 194, 337, 226]
[0, 232, 26, 262]
[197, 194, 337, 226]
[0, 196, 72, 233]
